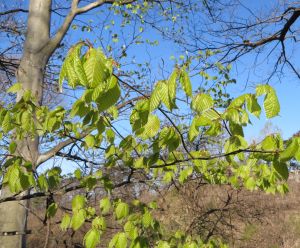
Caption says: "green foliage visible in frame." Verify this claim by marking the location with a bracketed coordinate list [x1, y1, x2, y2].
[256, 84, 280, 118]
[115, 201, 130, 220]
[1, 42, 299, 247]
[179, 68, 192, 97]
[84, 229, 101, 248]
[100, 197, 111, 215]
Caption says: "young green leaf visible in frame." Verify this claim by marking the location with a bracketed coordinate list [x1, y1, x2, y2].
[84, 48, 110, 88]
[7, 82, 22, 94]
[115, 202, 129, 220]
[191, 93, 214, 113]
[60, 214, 71, 231]
[84, 229, 100, 248]
[179, 69, 192, 97]
[71, 209, 86, 230]
[100, 197, 111, 214]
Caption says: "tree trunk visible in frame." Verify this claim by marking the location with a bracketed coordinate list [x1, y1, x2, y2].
[0, 1, 52, 247]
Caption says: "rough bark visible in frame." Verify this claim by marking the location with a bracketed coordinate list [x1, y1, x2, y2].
[0, 1, 52, 247]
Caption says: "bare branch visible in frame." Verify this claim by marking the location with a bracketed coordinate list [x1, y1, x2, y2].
[0, 8, 28, 16]
[45, 0, 136, 57]
[36, 129, 92, 166]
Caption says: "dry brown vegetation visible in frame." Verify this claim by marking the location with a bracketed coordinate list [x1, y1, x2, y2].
[26, 175, 300, 248]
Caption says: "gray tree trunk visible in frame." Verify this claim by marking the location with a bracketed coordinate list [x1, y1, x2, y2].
[0, 1, 52, 247]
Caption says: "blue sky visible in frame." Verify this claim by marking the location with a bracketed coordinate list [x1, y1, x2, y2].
[2, 0, 299, 177]
[231, 75, 300, 141]
[59, 0, 300, 143]
[4, 0, 300, 147]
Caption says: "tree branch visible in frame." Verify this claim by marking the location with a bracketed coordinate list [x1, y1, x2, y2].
[0, 8, 28, 16]
[36, 129, 92, 166]
[45, 0, 136, 57]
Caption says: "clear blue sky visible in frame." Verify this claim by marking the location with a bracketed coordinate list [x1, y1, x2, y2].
[64, 0, 300, 142]
[7, 0, 300, 141]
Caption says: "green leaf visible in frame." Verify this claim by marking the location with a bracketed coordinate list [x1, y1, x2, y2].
[4, 163, 32, 193]
[244, 177, 256, 191]
[7, 82, 22, 93]
[124, 221, 138, 240]
[256, 85, 280, 118]
[130, 99, 150, 133]
[280, 139, 299, 161]
[156, 241, 171, 248]
[96, 76, 121, 112]
[60, 214, 71, 231]
[188, 115, 212, 141]
[202, 108, 220, 120]
[273, 161, 289, 180]
[179, 69, 192, 97]
[59, 56, 68, 91]
[74, 169, 82, 179]
[256, 84, 271, 96]
[229, 94, 248, 108]
[229, 122, 244, 137]
[142, 210, 153, 228]
[9, 142, 17, 154]
[295, 138, 300, 161]
[2, 112, 11, 133]
[191, 93, 214, 113]
[84, 229, 100, 248]
[46, 203, 58, 217]
[106, 128, 115, 143]
[72, 195, 86, 211]
[264, 89, 280, 118]
[64, 50, 80, 88]
[37, 174, 48, 191]
[109, 232, 128, 248]
[224, 135, 248, 154]
[179, 167, 193, 183]
[261, 135, 279, 151]
[85, 135, 96, 148]
[130, 237, 149, 248]
[100, 197, 111, 214]
[160, 82, 172, 110]
[150, 82, 162, 112]
[168, 69, 178, 108]
[205, 121, 222, 136]
[92, 85, 105, 101]
[224, 108, 240, 124]
[5, 164, 21, 193]
[84, 48, 110, 88]
[188, 117, 200, 142]
[71, 209, 86, 230]
[159, 127, 180, 152]
[92, 216, 106, 231]
[73, 43, 89, 86]
[246, 94, 261, 118]
[115, 202, 129, 220]
[149, 81, 170, 111]
[134, 157, 145, 169]
[137, 115, 160, 140]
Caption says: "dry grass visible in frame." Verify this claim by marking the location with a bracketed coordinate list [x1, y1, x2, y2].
[25, 176, 300, 247]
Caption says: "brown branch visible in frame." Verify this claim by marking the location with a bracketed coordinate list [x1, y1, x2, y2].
[150, 148, 279, 169]
[0, 8, 28, 16]
[0, 191, 49, 204]
[244, 8, 300, 48]
[45, 0, 136, 57]
[279, 8, 300, 41]
[0, 173, 134, 204]
[36, 129, 93, 166]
